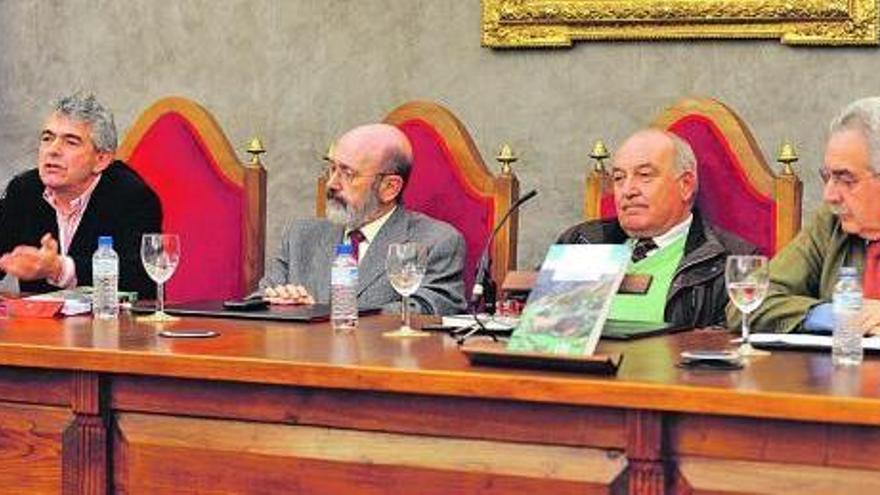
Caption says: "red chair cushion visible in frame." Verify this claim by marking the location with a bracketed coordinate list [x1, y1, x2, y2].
[599, 195, 616, 220]
[397, 119, 494, 296]
[599, 116, 775, 256]
[670, 116, 774, 256]
[127, 113, 245, 302]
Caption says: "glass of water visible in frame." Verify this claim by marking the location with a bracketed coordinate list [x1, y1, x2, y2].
[139, 233, 181, 322]
[726, 255, 770, 357]
[383, 242, 429, 338]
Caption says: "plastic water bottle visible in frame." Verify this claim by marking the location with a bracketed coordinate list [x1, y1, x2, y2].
[92, 236, 119, 320]
[832, 266, 863, 366]
[331, 243, 358, 332]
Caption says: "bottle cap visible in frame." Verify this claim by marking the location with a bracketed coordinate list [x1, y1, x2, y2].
[335, 243, 353, 256]
[98, 236, 113, 248]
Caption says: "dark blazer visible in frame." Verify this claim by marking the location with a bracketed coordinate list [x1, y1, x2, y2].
[0, 161, 162, 297]
[260, 207, 467, 315]
[556, 209, 758, 328]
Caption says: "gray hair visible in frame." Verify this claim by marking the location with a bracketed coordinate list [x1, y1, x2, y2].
[669, 133, 697, 177]
[829, 97, 880, 174]
[668, 132, 699, 205]
[53, 92, 117, 153]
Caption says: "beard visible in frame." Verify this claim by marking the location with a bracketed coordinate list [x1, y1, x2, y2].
[326, 187, 382, 230]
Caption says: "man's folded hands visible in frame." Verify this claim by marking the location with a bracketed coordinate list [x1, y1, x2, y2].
[264, 284, 315, 305]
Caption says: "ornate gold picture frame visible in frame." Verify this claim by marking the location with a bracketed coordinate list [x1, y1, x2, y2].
[482, 0, 878, 47]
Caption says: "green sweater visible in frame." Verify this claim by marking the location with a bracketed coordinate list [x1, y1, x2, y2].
[727, 205, 866, 333]
[610, 236, 686, 323]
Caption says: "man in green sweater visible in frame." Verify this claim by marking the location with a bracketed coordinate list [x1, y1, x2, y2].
[738, 97, 880, 334]
[557, 128, 756, 328]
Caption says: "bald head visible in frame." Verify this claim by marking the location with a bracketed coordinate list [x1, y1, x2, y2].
[325, 124, 413, 228]
[618, 129, 697, 177]
[334, 123, 413, 179]
[611, 128, 698, 238]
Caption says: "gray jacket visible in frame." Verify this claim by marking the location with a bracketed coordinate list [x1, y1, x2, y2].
[260, 207, 467, 315]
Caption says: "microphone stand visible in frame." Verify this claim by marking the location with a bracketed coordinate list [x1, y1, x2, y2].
[460, 190, 538, 343]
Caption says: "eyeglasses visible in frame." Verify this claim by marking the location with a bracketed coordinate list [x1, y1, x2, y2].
[322, 160, 398, 185]
[818, 167, 878, 191]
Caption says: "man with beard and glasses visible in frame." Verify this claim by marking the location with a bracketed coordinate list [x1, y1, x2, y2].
[258, 124, 467, 315]
[555, 129, 756, 328]
[0, 92, 161, 297]
[735, 97, 880, 334]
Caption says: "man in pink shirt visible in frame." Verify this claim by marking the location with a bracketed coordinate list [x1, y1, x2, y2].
[0, 93, 161, 297]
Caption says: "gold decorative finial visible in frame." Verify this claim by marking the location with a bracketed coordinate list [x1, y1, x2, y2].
[246, 137, 266, 166]
[323, 142, 334, 162]
[496, 143, 518, 175]
[777, 140, 798, 176]
[589, 139, 610, 173]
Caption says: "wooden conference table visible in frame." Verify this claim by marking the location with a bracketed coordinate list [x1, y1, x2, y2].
[0, 312, 877, 495]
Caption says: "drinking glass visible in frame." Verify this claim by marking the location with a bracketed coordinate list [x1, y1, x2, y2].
[383, 242, 429, 338]
[139, 233, 181, 323]
[726, 255, 770, 357]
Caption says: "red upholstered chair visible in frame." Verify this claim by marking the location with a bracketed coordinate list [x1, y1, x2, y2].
[584, 97, 802, 256]
[117, 97, 267, 303]
[317, 101, 520, 295]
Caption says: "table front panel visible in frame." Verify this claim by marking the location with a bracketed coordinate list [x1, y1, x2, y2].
[113, 412, 626, 495]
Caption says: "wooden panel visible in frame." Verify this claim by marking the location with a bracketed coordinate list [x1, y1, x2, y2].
[242, 161, 267, 293]
[826, 423, 880, 470]
[0, 317, 878, 428]
[676, 456, 880, 495]
[669, 415, 880, 470]
[114, 413, 624, 495]
[0, 367, 69, 406]
[0, 401, 70, 494]
[111, 375, 627, 449]
[773, 173, 804, 251]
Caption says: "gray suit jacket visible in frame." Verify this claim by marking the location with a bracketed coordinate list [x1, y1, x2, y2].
[260, 207, 467, 315]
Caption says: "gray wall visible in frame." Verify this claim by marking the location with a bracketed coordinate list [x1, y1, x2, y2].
[1, 0, 877, 270]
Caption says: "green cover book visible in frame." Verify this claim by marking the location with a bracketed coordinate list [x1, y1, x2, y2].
[507, 244, 630, 356]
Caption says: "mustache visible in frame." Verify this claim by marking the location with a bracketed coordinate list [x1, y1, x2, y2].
[327, 191, 346, 205]
[830, 204, 849, 216]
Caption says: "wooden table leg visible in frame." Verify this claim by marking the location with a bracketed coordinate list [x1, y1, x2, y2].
[62, 372, 107, 495]
[626, 410, 666, 495]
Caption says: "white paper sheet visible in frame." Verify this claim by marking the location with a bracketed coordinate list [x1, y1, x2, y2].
[748, 333, 880, 351]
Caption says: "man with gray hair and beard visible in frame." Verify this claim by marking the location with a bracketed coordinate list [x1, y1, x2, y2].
[738, 97, 880, 334]
[260, 124, 467, 315]
[0, 92, 161, 297]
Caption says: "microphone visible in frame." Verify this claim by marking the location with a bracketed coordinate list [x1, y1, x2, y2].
[470, 189, 538, 313]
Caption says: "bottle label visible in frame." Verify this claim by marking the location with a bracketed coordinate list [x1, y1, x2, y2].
[833, 291, 863, 311]
[331, 266, 358, 286]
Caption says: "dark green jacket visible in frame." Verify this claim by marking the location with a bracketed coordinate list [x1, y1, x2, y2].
[731, 205, 867, 333]
[557, 210, 758, 328]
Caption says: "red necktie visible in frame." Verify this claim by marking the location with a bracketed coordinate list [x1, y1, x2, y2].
[348, 230, 366, 262]
[864, 241, 880, 299]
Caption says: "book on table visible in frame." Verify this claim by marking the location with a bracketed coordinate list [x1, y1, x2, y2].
[507, 244, 630, 356]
